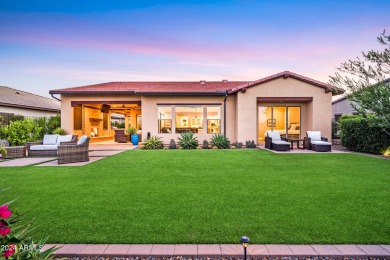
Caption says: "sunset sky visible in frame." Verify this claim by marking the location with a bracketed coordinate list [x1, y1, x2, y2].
[1, 0, 389, 97]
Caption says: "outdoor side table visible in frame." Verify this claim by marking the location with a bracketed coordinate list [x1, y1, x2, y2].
[287, 138, 305, 150]
[4, 146, 26, 159]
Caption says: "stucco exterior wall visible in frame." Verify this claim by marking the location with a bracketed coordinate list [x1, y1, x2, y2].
[0, 105, 58, 117]
[236, 77, 332, 142]
[141, 95, 234, 144]
[59, 77, 333, 144]
[332, 98, 357, 118]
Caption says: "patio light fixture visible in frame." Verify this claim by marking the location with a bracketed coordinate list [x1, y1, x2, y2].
[240, 235, 250, 260]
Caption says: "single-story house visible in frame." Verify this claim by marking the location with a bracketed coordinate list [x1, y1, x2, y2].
[332, 95, 358, 121]
[49, 71, 343, 144]
[0, 86, 60, 118]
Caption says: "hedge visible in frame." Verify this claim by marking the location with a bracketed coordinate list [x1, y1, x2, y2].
[339, 117, 390, 154]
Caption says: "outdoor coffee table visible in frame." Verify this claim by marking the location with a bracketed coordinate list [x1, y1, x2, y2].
[287, 138, 305, 149]
[4, 146, 26, 159]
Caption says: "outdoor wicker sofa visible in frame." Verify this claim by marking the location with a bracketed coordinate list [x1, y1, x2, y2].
[57, 135, 90, 164]
[26, 134, 78, 156]
[304, 131, 332, 152]
[265, 131, 291, 151]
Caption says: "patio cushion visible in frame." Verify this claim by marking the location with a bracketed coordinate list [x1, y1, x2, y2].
[307, 131, 321, 141]
[43, 134, 59, 145]
[77, 135, 88, 145]
[267, 131, 281, 140]
[0, 139, 10, 147]
[311, 141, 332, 145]
[272, 140, 290, 145]
[30, 145, 58, 150]
[56, 135, 73, 144]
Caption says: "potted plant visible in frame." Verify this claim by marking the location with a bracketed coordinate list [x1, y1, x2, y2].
[126, 126, 138, 145]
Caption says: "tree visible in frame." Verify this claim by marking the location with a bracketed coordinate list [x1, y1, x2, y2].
[329, 30, 390, 136]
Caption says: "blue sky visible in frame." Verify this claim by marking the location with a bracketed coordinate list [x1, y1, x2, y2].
[0, 0, 389, 97]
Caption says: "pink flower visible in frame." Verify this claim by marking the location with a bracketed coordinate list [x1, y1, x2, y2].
[0, 226, 11, 236]
[0, 204, 12, 219]
[2, 246, 15, 258]
[0, 222, 11, 236]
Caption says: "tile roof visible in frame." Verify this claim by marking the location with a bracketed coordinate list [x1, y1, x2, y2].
[229, 71, 344, 95]
[0, 86, 60, 112]
[50, 81, 249, 95]
[49, 71, 344, 96]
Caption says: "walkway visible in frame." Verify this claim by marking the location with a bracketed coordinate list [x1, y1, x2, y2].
[41, 244, 390, 258]
[0, 142, 138, 167]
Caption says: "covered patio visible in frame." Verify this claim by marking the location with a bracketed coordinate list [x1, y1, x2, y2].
[70, 101, 142, 143]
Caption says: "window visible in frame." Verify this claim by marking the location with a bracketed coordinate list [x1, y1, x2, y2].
[175, 106, 203, 133]
[158, 107, 172, 133]
[207, 107, 221, 134]
[73, 105, 82, 130]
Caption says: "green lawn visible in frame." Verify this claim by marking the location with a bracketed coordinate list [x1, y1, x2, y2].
[1, 150, 389, 244]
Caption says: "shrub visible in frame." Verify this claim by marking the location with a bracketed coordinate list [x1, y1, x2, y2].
[168, 139, 177, 149]
[0, 145, 7, 157]
[231, 141, 243, 149]
[0, 114, 24, 128]
[52, 127, 67, 135]
[178, 132, 198, 149]
[196, 146, 202, 149]
[210, 134, 230, 149]
[212, 146, 218, 149]
[245, 140, 257, 148]
[126, 127, 137, 135]
[340, 117, 390, 154]
[142, 136, 164, 150]
[1, 118, 42, 146]
[231, 146, 236, 149]
[202, 140, 209, 149]
[47, 115, 61, 134]
[163, 147, 168, 150]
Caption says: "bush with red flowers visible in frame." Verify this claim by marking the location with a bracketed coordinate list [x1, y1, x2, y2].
[0, 193, 58, 259]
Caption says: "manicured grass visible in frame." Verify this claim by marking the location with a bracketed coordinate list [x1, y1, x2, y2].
[1, 150, 389, 244]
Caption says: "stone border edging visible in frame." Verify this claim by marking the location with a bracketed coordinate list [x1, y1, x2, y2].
[41, 244, 390, 258]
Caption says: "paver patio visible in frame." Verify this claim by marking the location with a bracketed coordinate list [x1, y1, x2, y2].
[43, 244, 390, 258]
[258, 144, 347, 154]
[89, 150, 124, 157]
[0, 157, 55, 166]
[0, 142, 134, 167]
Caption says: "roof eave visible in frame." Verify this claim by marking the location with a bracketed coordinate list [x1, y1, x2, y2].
[50, 90, 227, 96]
[136, 91, 227, 96]
[0, 102, 60, 112]
[49, 90, 137, 95]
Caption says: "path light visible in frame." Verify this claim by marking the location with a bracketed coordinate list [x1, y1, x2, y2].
[240, 235, 250, 260]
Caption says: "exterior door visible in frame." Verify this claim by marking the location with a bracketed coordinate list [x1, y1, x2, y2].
[258, 105, 301, 142]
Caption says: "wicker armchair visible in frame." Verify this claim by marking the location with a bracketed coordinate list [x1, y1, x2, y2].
[58, 136, 90, 164]
[265, 131, 291, 151]
[26, 135, 78, 156]
[114, 129, 129, 143]
[304, 131, 331, 152]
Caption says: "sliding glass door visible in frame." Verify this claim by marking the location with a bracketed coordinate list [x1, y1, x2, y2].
[258, 105, 301, 142]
